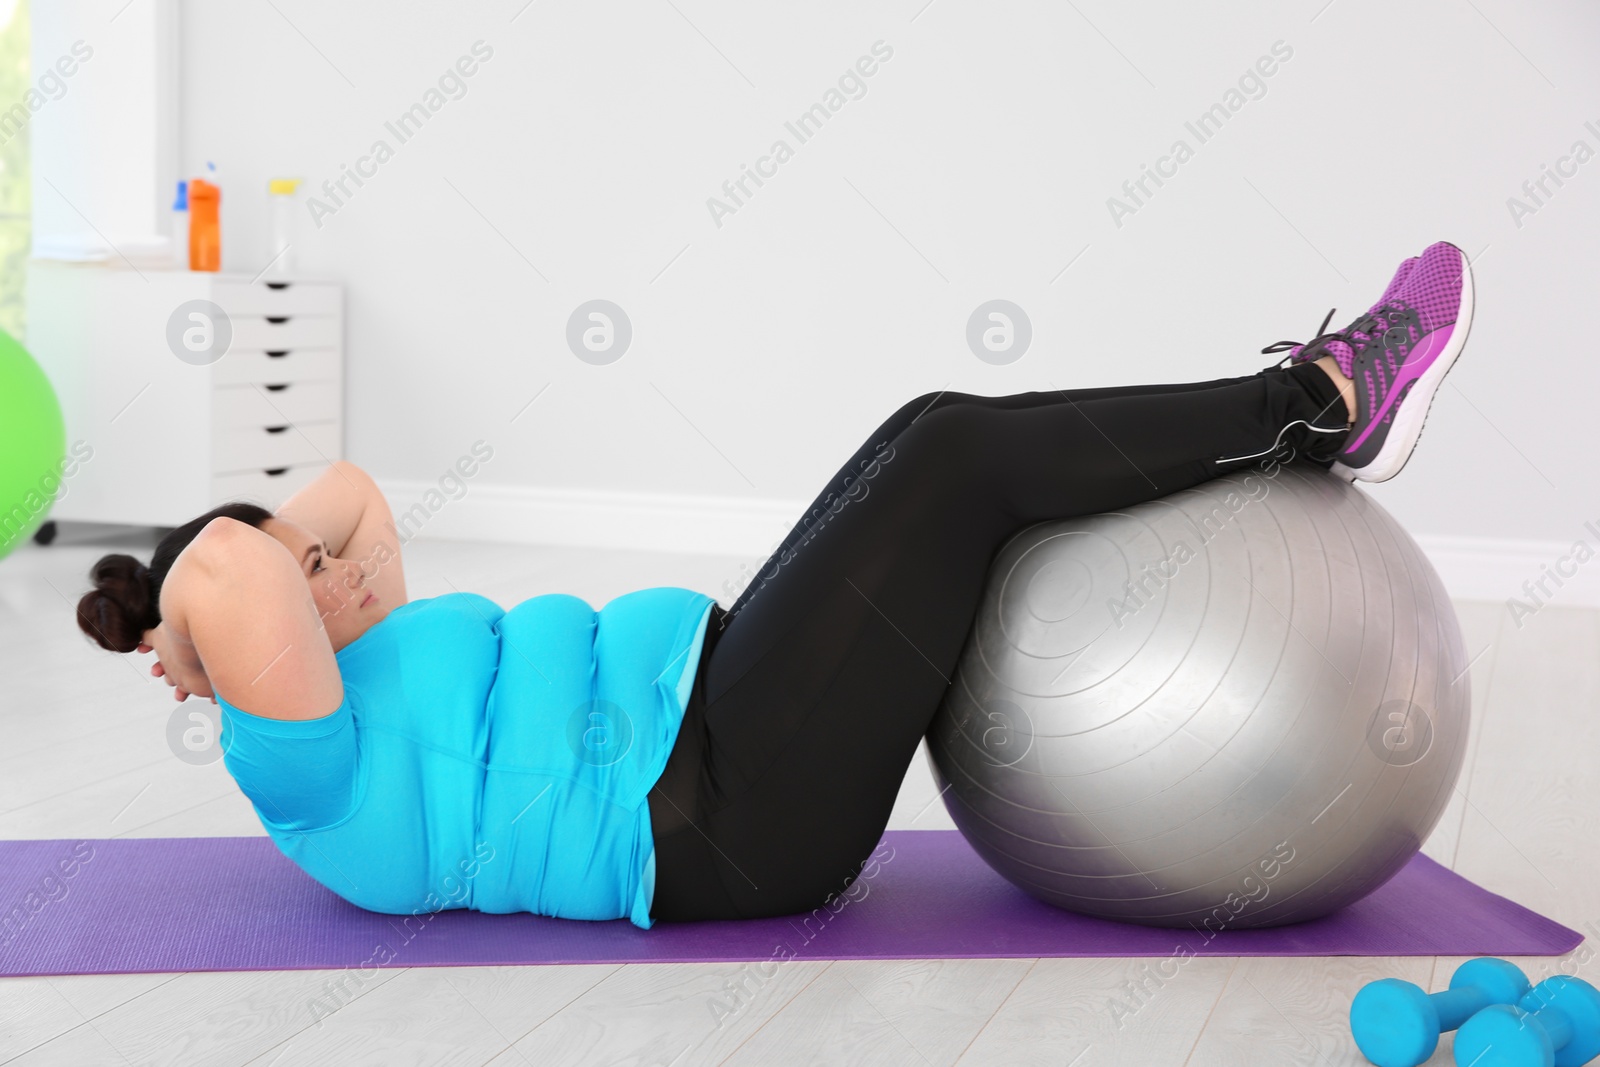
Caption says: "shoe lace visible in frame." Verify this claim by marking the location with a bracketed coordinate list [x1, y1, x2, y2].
[1260, 307, 1379, 359]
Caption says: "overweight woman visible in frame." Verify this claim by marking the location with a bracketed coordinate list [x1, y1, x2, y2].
[76, 242, 1472, 929]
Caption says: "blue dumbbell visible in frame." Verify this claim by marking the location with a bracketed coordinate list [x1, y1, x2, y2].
[1351, 957, 1532, 1067]
[1453, 974, 1600, 1067]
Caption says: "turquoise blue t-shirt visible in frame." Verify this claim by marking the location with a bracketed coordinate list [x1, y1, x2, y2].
[216, 588, 715, 929]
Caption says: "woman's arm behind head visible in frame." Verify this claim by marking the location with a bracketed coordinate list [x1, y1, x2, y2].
[163, 517, 346, 722]
[75, 502, 346, 723]
[76, 501, 274, 654]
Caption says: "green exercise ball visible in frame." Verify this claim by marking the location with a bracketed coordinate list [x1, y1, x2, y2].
[0, 328, 67, 559]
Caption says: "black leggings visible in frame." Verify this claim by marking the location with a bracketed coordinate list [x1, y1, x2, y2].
[646, 359, 1351, 921]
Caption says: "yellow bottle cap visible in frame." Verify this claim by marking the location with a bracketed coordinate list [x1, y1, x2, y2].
[268, 178, 303, 196]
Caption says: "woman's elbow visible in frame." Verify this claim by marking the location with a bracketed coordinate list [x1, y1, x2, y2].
[193, 515, 260, 551]
[331, 459, 376, 488]
[187, 516, 282, 575]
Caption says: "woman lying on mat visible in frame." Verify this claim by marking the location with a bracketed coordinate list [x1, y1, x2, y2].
[74, 242, 1471, 929]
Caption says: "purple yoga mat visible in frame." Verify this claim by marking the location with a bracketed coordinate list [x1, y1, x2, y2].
[0, 831, 1582, 977]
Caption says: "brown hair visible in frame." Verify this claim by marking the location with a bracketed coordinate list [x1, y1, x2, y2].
[76, 501, 275, 653]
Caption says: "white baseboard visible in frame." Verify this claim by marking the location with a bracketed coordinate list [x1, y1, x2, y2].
[378, 479, 1600, 610]
[1415, 534, 1600, 611]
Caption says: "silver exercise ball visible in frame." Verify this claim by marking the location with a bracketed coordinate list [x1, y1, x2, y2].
[926, 465, 1470, 929]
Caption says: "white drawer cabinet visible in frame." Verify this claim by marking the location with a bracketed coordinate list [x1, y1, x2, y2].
[209, 465, 326, 507]
[213, 380, 341, 427]
[212, 419, 342, 474]
[211, 280, 342, 318]
[230, 316, 342, 351]
[213, 348, 340, 386]
[26, 263, 346, 527]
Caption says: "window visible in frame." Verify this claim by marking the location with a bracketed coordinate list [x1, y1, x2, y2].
[0, 0, 28, 341]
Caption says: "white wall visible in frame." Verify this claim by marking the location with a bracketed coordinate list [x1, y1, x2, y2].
[169, 1, 1598, 598]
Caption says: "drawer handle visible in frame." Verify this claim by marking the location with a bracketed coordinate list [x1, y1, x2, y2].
[266, 282, 290, 291]
[266, 316, 290, 324]
[265, 425, 290, 434]
[265, 383, 290, 392]
[266, 350, 290, 358]
[264, 467, 289, 476]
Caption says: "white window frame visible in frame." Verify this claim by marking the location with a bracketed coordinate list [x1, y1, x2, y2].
[29, 0, 179, 266]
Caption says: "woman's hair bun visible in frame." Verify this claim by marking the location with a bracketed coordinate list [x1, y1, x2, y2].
[77, 553, 160, 653]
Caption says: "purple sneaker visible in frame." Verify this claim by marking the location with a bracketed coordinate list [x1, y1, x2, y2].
[1262, 241, 1474, 482]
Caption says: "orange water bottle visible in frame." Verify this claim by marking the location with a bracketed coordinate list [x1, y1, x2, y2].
[188, 167, 221, 271]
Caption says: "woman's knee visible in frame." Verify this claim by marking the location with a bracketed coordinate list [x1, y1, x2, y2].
[897, 401, 987, 450]
[888, 391, 945, 427]
[897, 389, 997, 424]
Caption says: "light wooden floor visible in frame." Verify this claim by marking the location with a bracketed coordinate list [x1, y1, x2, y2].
[2, 524, 1595, 1067]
